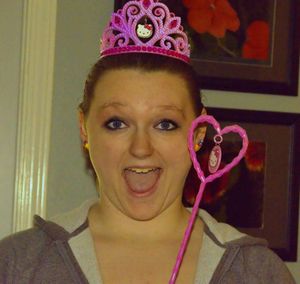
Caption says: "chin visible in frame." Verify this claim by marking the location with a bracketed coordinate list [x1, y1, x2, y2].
[124, 203, 163, 221]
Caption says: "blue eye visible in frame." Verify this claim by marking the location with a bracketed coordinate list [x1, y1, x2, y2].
[156, 120, 178, 131]
[104, 118, 127, 130]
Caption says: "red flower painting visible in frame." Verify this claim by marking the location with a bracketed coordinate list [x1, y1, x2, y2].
[180, 0, 272, 63]
[242, 21, 270, 60]
[183, 0, 240, 38]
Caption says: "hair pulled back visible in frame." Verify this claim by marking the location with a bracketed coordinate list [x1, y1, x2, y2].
[79, 53, 203, 116]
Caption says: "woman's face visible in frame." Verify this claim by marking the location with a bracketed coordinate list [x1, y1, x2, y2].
[80, 69, 202, 221]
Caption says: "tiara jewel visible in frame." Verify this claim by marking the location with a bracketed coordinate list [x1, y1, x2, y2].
[100, 0, 191, 63]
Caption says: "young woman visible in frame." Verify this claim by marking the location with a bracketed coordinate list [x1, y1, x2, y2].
[0, 1, 295, 283]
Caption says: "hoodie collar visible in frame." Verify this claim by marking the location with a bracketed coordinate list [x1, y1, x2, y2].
[35, 198, 267, 248]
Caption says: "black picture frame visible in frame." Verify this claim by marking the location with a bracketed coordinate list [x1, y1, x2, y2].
[204, 107, 300, 261]
[114, 0, 300, 96]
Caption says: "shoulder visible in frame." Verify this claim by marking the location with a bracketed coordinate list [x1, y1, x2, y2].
[0, 200, 94, 283]
[0, 227, 48, 282]
[230, 243, 296, 283]
[0, 214, 70, 255]
[211, 235, 296, 283]
[195, 209, 295, 283]
[0, 227, 46, 259]
[0, 215, 71, 282]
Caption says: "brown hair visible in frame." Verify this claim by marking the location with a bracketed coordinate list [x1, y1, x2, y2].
[79, 53, 203, 116]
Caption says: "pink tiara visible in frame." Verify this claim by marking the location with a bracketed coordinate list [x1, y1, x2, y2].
[100, 0, 191, 63]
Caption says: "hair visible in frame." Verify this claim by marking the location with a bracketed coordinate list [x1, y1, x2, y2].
[79, 53, 204, 203]
[79, 53, 203, 116]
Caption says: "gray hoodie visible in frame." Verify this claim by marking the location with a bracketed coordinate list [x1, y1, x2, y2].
[0, 199, 296, 283]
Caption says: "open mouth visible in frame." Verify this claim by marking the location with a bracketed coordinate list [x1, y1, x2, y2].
[123, 167, 162, 196]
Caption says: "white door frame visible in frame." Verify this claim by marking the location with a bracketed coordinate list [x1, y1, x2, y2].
[13, 0, 57, 232]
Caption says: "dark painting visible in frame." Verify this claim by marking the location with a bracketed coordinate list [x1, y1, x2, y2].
[183, 138, 266, 229]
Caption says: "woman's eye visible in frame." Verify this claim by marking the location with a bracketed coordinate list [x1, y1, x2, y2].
[156, 120, 179, 131]
[104, 118, 127, 130]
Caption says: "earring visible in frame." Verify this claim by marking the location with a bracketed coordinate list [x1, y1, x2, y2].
[208, 135, 223, 173]
[83, 142, 89, 151]
[194, 139, 204, 152]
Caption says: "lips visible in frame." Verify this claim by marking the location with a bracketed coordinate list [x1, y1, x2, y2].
[123, 167, 161, 196]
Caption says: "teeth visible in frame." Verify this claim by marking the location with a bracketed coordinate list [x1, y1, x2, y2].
[126, 168, 158, 174]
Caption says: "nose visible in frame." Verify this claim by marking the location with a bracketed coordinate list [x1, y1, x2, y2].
[129, 129, 154, 158]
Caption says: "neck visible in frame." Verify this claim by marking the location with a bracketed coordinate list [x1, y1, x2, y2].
[88, 196, 192, 242]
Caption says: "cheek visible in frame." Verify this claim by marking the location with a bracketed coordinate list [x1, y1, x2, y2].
[162, 135, 191, 167]
[88, 134, 122, 175]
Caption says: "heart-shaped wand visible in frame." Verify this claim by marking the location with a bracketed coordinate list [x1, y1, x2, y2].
[169, 114, 249, 284]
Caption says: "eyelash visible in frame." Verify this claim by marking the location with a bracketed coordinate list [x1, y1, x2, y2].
[156, 119, 179, 131]
[104, 118, 126, 131]
[104, 117, 179, 131]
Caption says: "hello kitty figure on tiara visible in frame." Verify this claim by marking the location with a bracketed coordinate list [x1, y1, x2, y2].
[137, 24, 153, 38]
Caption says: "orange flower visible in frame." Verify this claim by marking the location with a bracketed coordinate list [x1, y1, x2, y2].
[244, 141, 266, 172]
[183, 0, 240, 38]
[242, 21, 270, 60]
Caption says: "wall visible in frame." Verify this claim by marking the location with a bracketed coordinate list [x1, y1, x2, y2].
[204, 87, 300, 113]
[46, 0, 113, 217]
[0, 0, 23, 239]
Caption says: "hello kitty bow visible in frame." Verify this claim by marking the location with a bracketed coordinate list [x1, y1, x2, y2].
[100, 0, 191, 63]
[144, 24, 153, 30]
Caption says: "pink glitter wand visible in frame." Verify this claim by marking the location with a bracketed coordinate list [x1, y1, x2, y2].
[169, 114, 249, 283]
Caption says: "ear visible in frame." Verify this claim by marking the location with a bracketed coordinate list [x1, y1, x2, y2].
[78, 110, 88, 143]
[193, 107, 207, 145]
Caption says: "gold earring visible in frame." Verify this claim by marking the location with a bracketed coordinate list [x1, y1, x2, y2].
[194, 144, 200, 152]
[84, 142, 89, 151]
[194, 139, 203, 152]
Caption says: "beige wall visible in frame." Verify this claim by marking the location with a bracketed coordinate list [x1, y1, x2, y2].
[0, 0, 23, 239]
[46, 0, 113, 217]
[204, 87, 300, 113]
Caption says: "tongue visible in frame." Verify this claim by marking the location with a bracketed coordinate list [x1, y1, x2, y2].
[124, 170, 160, 193]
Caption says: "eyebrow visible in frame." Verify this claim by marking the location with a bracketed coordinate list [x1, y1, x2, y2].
[99, 102, 185, 117]
[157, 105, 186, 118]
[99, 102, 127, 109]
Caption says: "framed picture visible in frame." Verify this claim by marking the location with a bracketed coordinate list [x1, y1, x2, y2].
[114, 0, 300, 96]
[182, 108, 300, 261]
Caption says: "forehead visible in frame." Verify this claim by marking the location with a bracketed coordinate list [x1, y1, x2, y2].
[93, 69, 193, 110]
